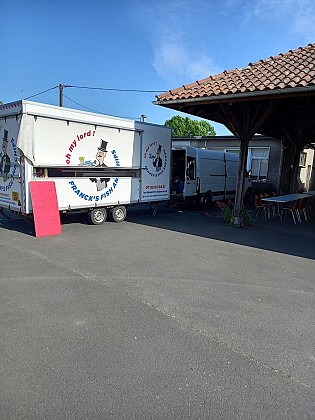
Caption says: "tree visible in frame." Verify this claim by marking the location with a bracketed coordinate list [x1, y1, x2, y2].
[164, 115, 216, 137]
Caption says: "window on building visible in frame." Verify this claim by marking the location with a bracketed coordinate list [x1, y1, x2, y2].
[249, 148, 270, 180]
[299, 152, 307, 167]
[224, 147, 270, 180]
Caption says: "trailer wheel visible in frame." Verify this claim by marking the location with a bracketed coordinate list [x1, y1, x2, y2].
[88, 208, 107, 225]
[110, 206, 126, 222]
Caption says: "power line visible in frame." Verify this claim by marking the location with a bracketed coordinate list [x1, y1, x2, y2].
[20, 83, 164, 119]
[64, 84, 165, 93]
[63, 94, 104, 114]
[21, 83, 165, 102]
[63, 94, 140, 120]
[23, 85, 59, 100]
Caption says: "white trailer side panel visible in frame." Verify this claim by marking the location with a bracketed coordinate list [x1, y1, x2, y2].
[53, 177, 140, 211]
[23, 114, 138, 167]
[139, 122, 171, 201]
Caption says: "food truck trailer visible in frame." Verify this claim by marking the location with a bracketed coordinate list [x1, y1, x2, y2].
[0, 101, 172, 224]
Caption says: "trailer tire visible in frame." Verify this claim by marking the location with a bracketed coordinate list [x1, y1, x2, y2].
[110, 206, 126, 223]
[88, 208, 107, 225]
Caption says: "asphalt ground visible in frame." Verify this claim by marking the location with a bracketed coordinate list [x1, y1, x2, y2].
[0, 204, 314, 419]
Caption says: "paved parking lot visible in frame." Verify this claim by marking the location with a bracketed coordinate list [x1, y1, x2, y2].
[0, 205, 314, 419]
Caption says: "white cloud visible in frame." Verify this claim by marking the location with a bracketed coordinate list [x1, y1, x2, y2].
[153, 39, 220, 84]
[242, 0, 315, 39]
[132, 0, 221, 85]
[151, 26, 221, 85]
[187, 56, 218, 80]
[293, 2, 315, 38]
[132, 0, 314, 87]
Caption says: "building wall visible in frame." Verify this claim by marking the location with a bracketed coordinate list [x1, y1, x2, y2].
[299, 149, 315, 191]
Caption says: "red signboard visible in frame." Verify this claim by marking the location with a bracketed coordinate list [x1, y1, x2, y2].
[29, 181, 61, 237]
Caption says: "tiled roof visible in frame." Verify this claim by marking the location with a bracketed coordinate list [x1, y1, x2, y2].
[156, 43, 315, 102]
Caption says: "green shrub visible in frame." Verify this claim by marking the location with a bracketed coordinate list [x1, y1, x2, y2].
[216, 200, 255, 227]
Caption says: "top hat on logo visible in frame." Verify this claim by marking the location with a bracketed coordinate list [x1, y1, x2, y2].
[157, 144, 162, 152]
[2, 129, 8, 142]
[98, 140, 108, 152]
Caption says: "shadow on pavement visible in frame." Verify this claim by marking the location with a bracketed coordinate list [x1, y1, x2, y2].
[1, 204, 315, 260]
[0, 213, 35, 236]
[0, 211, 88, 237]
[126, 203, 315, 260]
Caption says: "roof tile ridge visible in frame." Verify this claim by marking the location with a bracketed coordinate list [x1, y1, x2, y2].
[247, 43, 315, 68]
[156, 42, 315, 99]
[180, 71, 236, 90]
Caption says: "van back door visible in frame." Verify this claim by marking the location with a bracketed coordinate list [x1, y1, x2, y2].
[184, 147, 197, 198]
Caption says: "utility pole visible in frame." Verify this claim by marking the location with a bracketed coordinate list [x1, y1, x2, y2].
[59, 84, 64, 107]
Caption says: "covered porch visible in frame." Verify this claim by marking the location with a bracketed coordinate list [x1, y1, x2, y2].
[154, 43, 315, 225]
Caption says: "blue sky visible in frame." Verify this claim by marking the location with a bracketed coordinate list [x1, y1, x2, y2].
[2, 0, 314, 135]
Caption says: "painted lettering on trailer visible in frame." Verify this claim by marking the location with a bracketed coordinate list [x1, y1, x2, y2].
[65, 130, 96, 164]
[68, 178, 119, 201]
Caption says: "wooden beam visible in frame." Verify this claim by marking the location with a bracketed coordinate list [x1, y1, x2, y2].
[248, 102, 275, 138]
[219, 103, 243, 139]
[233, 136, 250, 225]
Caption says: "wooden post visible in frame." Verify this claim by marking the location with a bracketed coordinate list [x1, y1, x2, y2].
[290, 146, 302, 193]
[233, 136, 250, 226]
[59, 84, 64, 107]
[218, 102, 273, 226]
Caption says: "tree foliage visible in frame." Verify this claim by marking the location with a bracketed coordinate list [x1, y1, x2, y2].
[164, 115, 216, 137]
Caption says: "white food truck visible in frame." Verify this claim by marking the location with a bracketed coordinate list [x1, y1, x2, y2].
[0, 101, 171, 224]
[171, 146, 247, 206]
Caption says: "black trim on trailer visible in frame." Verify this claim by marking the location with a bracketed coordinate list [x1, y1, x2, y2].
[33, 166, 141, 178]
